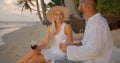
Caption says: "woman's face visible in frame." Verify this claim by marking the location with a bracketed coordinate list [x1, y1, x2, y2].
[53, 10, 64, 23]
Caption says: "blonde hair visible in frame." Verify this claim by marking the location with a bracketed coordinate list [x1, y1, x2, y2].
[47, 20, 56, 47]
[50, 20, 56, 36]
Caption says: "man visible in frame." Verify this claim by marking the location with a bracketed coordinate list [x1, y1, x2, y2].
[60, 0, 113, 63]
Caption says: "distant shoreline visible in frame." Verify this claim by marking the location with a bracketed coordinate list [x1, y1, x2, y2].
[0, 21, 40, 23]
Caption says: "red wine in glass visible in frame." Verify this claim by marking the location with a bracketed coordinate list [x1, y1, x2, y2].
[31, 40, 37, 49]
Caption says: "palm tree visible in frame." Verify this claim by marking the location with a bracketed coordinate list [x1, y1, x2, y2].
[40, 0, 48, 24]
[17, 0, 49, 25]
[35, 0, 43, 22]
[17, 0, 35, 13]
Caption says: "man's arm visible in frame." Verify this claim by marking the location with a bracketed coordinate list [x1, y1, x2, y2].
[67, 23, 105, 61]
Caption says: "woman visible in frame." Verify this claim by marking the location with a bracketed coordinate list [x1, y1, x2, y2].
[18, 6, 74, 63]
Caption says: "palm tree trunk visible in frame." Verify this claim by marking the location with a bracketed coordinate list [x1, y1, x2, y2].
[35, 0, 43, 22]
[40, 0, 49, 24]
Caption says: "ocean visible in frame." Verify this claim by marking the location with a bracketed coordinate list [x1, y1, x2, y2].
[0, 21, 40, 46]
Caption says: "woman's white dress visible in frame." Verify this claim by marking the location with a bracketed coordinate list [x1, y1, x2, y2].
[41, 23, 68, 61]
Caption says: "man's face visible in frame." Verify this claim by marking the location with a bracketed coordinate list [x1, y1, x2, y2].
[78, 0, 84, 18]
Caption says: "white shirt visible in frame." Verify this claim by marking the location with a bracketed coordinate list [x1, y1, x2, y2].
[50, 23, 67, 55]
[67, 13, 113, 63]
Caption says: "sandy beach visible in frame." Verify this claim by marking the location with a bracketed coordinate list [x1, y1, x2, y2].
[0, 23, 120, 63]
[0, 23, 47, 63]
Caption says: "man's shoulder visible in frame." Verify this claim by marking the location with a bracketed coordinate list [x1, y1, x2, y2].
[96, 13, 106, 21]
[93, 13, 107, 24]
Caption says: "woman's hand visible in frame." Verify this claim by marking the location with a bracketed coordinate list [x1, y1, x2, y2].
[35, 45, 42, 51]
[31, 49, 41, 55]
[60, 43, 68, 53]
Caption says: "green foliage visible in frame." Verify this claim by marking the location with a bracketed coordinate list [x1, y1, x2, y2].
[73, 0, 120, 17]
[73, 0, 79, 12]
[73, 0, 120, 30]
[97, 0, 120, 17]
[47, 2, 54, 7]
[47, 0, 65, 7]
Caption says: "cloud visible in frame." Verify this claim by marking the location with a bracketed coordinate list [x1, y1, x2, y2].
[0, 0, 51, 21]
[0, 0, 39, 21]
[3, 0, 21, 14]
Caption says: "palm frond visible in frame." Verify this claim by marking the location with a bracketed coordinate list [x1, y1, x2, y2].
[18, 0, 36, 13]
[29, 8, 33, 13]
[47, 2, 54, 7]
[28, 0, 35, 1]
[24, 1, 30, 9]
[29, 1, 36, 6]
[17, 0, 25, 5]
[21, 5, 24, 13]
[17, 1, 23, 5]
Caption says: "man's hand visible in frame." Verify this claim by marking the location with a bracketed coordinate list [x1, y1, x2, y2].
[60, 43, 68, 53]
[74, 42, 82, 46]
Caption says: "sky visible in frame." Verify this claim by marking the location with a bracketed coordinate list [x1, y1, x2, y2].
[0, 0, 51, 21]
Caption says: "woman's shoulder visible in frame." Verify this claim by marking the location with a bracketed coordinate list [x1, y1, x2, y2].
[64, 23, 71, 29]
[64, 23, 72, 33]
[63, 23, 73, 35]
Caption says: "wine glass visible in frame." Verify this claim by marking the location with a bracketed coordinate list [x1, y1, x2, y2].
[31, 40, 37, 49]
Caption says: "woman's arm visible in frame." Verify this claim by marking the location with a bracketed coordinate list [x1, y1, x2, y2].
[64, 24, 74, 45]
[36, 26, 51, 50]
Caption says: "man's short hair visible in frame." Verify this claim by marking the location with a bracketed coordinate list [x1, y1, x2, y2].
[84, 0, 98, 8]
[91, 0, 97, 8]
